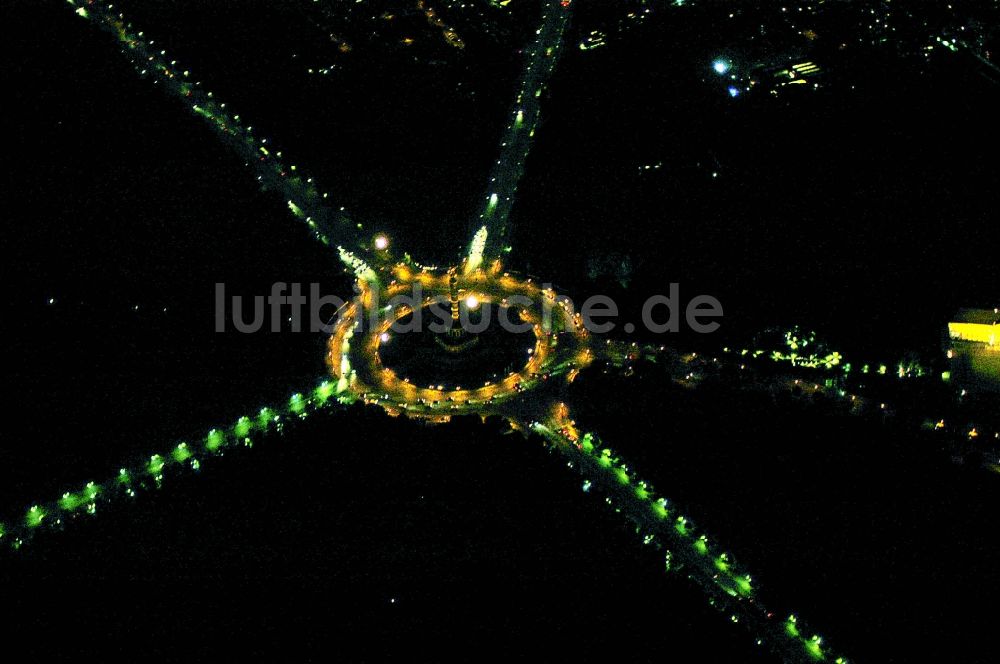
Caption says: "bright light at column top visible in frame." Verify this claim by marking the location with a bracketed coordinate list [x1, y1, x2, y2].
[374, 235, 389, 250]
[465, 295, 480, 310]
[713, 60, 730, 75]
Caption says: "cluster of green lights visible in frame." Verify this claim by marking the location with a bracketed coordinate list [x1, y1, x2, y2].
[619, 334, 998, 470]
[534, 422, 847, 663]
[608, 332, 949, 428]
[756, 328, 929, 378]
[1, 380, 352, 551]
[338, 247, 379, 285]
[603, 327, 932, 384]
[785, 615, 849, 663]
[58, 482, 100, 513]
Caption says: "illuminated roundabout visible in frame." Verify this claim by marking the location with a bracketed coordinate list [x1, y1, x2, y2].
[328, 253, 593, 424]
[8, 2, 859, 662]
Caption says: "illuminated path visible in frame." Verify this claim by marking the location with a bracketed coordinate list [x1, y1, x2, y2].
[1, 378, 353, 548]
[3, 2, 868, 662]
[466, 0, 573, 271]
[530, 415, 837, 664]
[72, 1, 368, 256]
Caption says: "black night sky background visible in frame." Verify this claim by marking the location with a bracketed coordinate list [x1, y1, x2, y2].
[2, 1, 999, 661]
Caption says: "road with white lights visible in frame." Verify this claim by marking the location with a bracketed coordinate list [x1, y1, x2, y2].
[467, 0, 573, 268]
